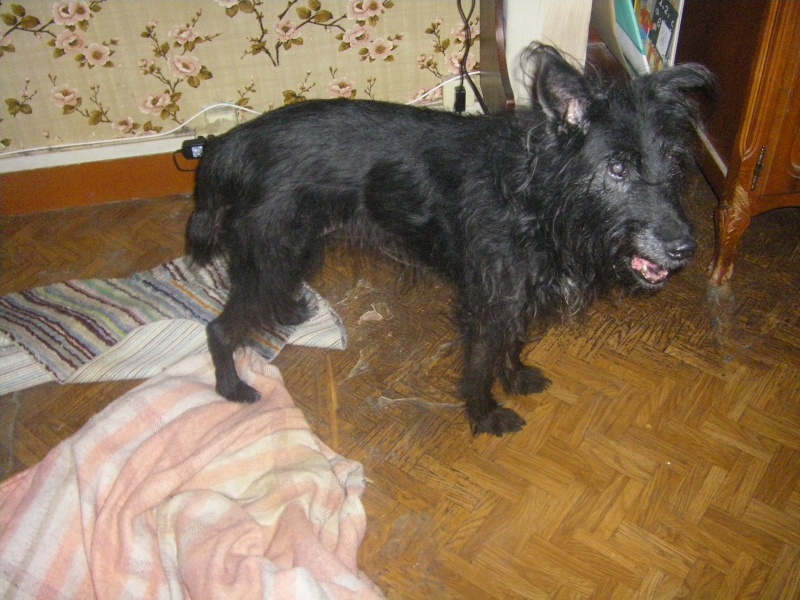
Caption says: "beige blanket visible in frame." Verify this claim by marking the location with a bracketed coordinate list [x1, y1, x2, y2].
[0, 351, 383, 599]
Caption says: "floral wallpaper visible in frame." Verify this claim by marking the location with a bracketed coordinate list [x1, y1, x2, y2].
[0, 0, 480, 154]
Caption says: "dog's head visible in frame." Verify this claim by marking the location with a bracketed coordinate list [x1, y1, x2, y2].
[524, 43, 717, 291]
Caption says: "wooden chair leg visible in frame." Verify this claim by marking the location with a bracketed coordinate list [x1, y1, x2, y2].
[708, 183, 752, 286]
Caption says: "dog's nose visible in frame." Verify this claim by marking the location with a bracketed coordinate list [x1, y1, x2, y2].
[666, 238, 697, 261]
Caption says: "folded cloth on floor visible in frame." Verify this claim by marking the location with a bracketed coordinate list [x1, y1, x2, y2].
[0, 256, 346, 395]
[0, 350, 383, 599]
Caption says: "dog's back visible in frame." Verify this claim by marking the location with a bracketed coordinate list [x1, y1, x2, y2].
[187, 98, 522, 273]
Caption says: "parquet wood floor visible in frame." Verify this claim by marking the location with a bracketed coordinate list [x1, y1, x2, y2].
[1, 169, 799, 598]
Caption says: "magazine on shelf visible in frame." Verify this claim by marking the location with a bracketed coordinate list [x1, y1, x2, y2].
[591, 0, 684, 77]
[635, 0, 684, 72]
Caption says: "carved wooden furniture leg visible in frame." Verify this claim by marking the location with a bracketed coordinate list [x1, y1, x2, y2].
[704, 2, 800, 286]
[709, 183, 752, 286]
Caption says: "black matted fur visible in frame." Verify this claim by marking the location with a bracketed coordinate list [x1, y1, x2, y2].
[188, 44, 716, 436]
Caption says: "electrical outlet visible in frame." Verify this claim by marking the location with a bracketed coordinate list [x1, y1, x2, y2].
[203, 105, 239, 134]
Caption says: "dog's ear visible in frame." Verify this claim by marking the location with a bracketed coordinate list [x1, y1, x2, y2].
[650, 63, 718, 102]
[646, 63, 719, 124]
[525, 43, 591, 130]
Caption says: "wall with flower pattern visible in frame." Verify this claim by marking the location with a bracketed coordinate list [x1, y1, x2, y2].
[0, 0, 480, 155]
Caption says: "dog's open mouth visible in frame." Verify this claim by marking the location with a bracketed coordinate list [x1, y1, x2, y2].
[630, 255, 670, 284]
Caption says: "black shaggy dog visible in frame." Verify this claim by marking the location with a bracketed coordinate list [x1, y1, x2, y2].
[188, 44, 716, 436]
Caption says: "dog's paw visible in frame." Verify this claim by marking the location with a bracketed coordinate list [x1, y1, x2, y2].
[471, 406, 526, 436]
[277, 297, 314, 327]
[502, 366, 552, 395]
[218, 380, 260, 404]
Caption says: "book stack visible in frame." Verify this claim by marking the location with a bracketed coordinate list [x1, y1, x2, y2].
[591, 0, 683, 76]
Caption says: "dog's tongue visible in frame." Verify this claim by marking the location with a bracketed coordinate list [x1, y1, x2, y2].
[631, 255, 669, 283]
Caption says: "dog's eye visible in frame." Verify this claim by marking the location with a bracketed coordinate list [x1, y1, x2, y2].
[609, 161, 628, 180]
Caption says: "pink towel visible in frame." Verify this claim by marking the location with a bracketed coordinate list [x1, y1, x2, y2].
[0, 350, 384, 599]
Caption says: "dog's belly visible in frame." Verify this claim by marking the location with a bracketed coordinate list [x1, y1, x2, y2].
[328, 209, 455, 275]
[367, 206, 458, 273]
[360, 161, 463, 273]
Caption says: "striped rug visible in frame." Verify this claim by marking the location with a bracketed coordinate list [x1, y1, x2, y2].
[0, 256, 346, 394]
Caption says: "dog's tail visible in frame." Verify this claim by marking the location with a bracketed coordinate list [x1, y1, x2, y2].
[186, 197, 220, 265]
[186, 135, 227, 265]
[186, 169, 233, 265]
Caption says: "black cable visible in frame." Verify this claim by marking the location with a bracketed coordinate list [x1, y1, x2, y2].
[456, 0, 489, 114]
[172, 150, 195, 172]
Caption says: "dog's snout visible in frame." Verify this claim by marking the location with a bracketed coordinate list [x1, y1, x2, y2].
[666, 238, 696, 261]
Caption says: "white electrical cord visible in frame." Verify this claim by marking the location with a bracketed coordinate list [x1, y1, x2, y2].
[0, 72, 481, 160]
[406, 71, 481, 105]
[0, 103, 259, 160]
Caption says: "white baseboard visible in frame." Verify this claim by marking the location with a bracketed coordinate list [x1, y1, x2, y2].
[0, 133, 196, 174]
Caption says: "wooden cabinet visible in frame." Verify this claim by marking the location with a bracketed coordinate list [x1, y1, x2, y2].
[677, 0, 800, 285]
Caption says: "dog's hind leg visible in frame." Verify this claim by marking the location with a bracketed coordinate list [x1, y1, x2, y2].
[209, 188, 335, 402]
[209, 253, 319, 402]
[207, 309, 260, 402]
[208, 253, 317, 402]
[207, 250, 294, 403]
[460, 318, 527, 436]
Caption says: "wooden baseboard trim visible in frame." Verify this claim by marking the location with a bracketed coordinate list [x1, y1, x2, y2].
[1, 152, 196, 215]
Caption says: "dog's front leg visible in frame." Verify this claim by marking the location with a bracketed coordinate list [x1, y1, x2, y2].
[499, 337, 552, 396]
[460, 318, 527, 436]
